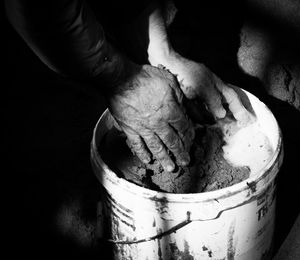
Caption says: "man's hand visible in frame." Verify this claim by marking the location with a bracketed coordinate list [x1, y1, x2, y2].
[151, 53, 250, 124]
[107, 64, 194, 172]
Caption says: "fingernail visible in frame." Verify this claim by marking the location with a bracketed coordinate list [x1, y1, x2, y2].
[216, 108, 226, 119]
[142, 155, 151, 164]
[180, 159, 190, 166]
[142, 158, 150, 164]
[166, 164, 175, 172]
[161, 161, 175, 172]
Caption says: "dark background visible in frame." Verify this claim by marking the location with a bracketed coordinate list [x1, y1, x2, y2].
[4, 0, 300, 259]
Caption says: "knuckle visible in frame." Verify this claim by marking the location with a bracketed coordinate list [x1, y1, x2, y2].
[169, 143, 183, 156]
[156, 153, 168, 162]
[158, 129, 184, 153]
[138, 153, 150, 162]
[153, 146, 168, 161]
[160, 157, 173, 167]
[206, 92, 221, 106]
[224, 87, 237, 99]
[176, 117, 190, 131]
[207, 98, 218, 108]
[146, 139, 163, 153]
[152, 145, 165, 156]
[127, 138, 143, 150]
[177, 152, 190, 165]
[168, 138, 181, 151]
[161, 130, 176, 144]
[188, 127, 195, 141]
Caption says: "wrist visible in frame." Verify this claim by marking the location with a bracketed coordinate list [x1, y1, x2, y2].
[147, 38, 174, 67]
[92, 42, 140, 96]
[145, 2, 175, 67]
[150, 49, 184, 77]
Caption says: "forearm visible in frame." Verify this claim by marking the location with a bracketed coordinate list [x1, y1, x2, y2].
[5, 0, 133, 92]
[145, 1, 175, 67]
[146, 3, 170, 65]
[144, 0, 195, 86]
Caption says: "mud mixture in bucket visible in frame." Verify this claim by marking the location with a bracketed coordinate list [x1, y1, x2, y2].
[99, 114, 274, 193]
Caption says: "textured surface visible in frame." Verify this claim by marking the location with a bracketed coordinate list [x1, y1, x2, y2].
[101, 124, 250, 193]
[237, 10, 300, 110]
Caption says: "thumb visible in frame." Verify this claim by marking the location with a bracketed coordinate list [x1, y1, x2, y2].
[216, 83, 250, 124]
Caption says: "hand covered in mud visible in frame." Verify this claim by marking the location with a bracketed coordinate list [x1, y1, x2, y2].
[157, 53, 250, 123]
[107, 64, 195, 172]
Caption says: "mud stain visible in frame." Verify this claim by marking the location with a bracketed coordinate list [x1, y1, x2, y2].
[169, 240, 194, 260]
[227, 219, 237, 260]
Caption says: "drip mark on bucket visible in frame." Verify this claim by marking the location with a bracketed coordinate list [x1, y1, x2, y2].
[169, 240, 194, 259]
[157, 236, 163, 260]
[247, 181, 257, 193]
[227, 219, 236, 260]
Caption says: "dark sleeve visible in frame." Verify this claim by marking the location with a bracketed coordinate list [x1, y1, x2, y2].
[5, 0, 114, 79]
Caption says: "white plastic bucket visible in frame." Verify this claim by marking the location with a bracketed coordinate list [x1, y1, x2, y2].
[91, 89, 283, 260]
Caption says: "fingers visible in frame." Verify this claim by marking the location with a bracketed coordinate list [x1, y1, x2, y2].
[143, 133, 175, 172]
[124, 130, 152, 164]
[126, 125, 190, 172]
[155, 124, 190, 167]
[205, 87, 226, 119]
[215, 83, 250, 123]
[140, 101, 193, 171]
[167, 105, 195, 152]
[122, 124, 177, 171]
[160, 87, 195, 163]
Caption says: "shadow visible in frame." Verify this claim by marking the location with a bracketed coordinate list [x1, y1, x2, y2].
[87, 0, 151, 65]
[5, 13, 106, 258]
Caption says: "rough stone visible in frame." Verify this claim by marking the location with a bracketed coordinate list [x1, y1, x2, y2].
[237, 23, 300, 110]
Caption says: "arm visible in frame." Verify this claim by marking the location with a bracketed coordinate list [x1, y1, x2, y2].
[5, 0, 194, 171]
[5, 0, 128, 87]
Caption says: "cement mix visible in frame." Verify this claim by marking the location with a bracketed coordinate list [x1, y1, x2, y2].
[100, 116, 272, 193]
